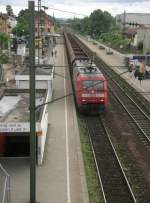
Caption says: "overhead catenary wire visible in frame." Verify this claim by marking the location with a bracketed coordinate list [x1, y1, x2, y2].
[0, 2, 87, 17]
[35, 67, 150, 110]
[35, 69, 145, 110]
[46, 6, 87, 17]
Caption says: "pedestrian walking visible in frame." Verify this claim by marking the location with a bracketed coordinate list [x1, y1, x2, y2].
[54, 50, 57, 57]
[51, 50, 53, 57]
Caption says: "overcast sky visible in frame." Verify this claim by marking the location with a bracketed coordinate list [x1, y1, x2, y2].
[0, 0, 150, 18]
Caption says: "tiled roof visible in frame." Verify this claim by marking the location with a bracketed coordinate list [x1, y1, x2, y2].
[0, 13, 8, 20]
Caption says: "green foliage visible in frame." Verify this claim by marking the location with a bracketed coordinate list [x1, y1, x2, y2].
[6, 5, 14, 17]
[71, 18, 83, 33]
[100, 31, 130, 51]
[70, 9, 115, 38]
[0, 54, 9, 64]
[12, 9, 30, 36]
[78, 117, 104, 203]
[81, 17, 91, 34]
[13, 9, 53, 37]
[89, 10, 115, 37]
[137, 41, 143, 51]
[0, 33, 9, 49]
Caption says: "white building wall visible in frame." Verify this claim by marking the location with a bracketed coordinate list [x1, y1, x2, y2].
[116, 13, 150, 28]
[17, 44, 26, 57]
[37, 112, 48, 165]
[136, 28, 150, 53]
[37, 89, 49, 165]
[8, 17, 17, 28]
[16, 80, 49, 89]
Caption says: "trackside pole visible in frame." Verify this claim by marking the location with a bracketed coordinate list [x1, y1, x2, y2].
[29, 1, 36, 203]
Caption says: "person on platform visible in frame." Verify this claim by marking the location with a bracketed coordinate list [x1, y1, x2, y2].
[54, 50, 57, 57]
[51, 50, 54, 57]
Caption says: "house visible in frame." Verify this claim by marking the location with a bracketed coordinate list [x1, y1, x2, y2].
[125, 27, 138, 39]
[35, 11, 54, 37]
[136, 28, 150, 53]
[0, 13, 11, 34]
[8, 16, 17, 29]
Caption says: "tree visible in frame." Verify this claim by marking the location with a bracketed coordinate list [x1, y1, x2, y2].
[6, 5, 14, 17]
[70, 9, 115, 38]
[137, 41, 143, 51]
[0, 33, 9, 81]
[12, 9, 53, 37]
[0, 54, 9, 64]
[12, 9, 30, 36]
[89, 10, 114, 38]
[0, 32, 9, 49]
[71, 18, 82, 32]
[81, 17, 90, 34]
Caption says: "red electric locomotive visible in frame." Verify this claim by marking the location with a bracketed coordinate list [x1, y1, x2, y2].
[64, 32, 108, 113]
[73, 60, 108, 113]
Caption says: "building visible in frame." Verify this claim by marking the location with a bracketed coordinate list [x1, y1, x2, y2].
[0, 13, 11, 34]
[116, 13, 150, 28]
[0, 89, 49, 165]
[15, 64, 54, 100]
[134, 28, 150, 53]
[35, 11, 54, 37]
[8, 16, 17, 29]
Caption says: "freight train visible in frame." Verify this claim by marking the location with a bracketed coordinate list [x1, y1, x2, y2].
[64, 32, 108, 113]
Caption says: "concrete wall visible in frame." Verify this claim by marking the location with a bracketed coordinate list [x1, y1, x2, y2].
[16, 80, 52, 90]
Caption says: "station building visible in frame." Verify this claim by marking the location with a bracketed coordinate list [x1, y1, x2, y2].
[0, 89, 49, 165]
[0, 62, 54, 164]
[15, 64, 54, 100]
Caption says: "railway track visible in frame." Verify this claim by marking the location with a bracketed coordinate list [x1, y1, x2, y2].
[76, 35, 150, 117]
[75, 35, 150, 149]
[108, 80, 150, 147]
[86, 116, 136, 203]
[64, 32, 150, 201]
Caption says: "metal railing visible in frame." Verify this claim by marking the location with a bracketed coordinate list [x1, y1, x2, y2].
[0, 164, 11, 203]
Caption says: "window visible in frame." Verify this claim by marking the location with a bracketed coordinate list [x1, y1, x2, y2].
[83, 80, 104, 91]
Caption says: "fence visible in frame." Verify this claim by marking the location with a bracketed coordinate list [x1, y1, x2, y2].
[0, 164, 11, 203]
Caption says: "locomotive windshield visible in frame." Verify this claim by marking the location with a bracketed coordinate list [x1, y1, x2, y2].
[83, 80, 104, 90]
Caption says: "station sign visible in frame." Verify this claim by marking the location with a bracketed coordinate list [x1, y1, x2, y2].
[0, 122, 40, 133]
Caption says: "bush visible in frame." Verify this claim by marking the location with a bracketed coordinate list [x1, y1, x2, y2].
[0, 54, 9, 64]
[99, 31, 131, 52]
[137, 41, 143, 51]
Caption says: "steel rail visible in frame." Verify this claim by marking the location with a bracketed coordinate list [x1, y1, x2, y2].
[64, 32, 137, 202]
[75, 35, 150, 115]
[73, 34, 150, 147]
[108, 84, 150, 143]
[85, 116, 136, 203]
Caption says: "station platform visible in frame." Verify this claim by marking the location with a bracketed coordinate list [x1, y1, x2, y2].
[78, 35, 150, 102]
[0, 36, 89, 203]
